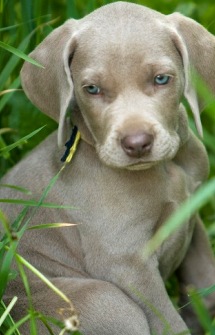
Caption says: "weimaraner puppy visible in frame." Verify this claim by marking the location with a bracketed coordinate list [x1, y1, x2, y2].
[1, 2, 215, 334]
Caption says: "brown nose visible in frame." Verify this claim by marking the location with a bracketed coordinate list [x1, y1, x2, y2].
[121, 132, 153, 158]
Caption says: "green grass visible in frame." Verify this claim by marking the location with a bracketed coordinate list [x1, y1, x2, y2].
[0, 0, 215, 334]
[0, 165, 82, 334]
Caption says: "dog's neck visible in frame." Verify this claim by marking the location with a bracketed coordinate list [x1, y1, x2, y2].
[79, 130, 94, 147]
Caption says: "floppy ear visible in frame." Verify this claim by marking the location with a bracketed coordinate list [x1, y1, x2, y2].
[20, 20, 78, 147]
[167, 13, 215, 136]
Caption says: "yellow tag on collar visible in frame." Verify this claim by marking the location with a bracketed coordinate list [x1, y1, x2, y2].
[61, 126, 81, 164]
[65, 130, 81, 163]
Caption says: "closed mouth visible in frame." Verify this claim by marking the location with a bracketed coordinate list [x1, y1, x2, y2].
[126, 161, 157, 170]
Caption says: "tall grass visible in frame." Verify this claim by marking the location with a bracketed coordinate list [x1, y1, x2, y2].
[0, 0, 215, 334]
[0, 139, 83, 334]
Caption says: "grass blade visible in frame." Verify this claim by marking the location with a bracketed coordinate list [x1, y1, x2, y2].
[0, 297, 18, 327]
[0, 35, 30, 91]
[0, 78, 21, 113]
[0, 126, 45, 153]
[5, 314, 31, 335]
[28, 223, 77, 230]
[198, 285, 215, 297]
[0, 128, 14, 135]
[0, 299, 21, 335]
[0, 41, 44, 68]
[188, 287, 215, 334]
[143, 178, 215, 260]
[0, 199, 76, 209]
[15, 253, 71, 306]
[0, 184, 31, 195]
[16, 259, 38, 335]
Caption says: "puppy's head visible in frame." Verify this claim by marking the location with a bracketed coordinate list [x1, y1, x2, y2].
[21, 2, 214, 170]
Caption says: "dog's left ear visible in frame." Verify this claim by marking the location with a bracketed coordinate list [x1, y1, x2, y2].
[21, 20, 78, 147]
[167, 13, 215, 136]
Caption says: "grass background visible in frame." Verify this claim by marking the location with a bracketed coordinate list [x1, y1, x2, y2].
[0, 0, 215, 334]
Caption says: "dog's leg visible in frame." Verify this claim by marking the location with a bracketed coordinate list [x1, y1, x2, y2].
[91, 251, 190, 335]
[177, 217, 215, 334]
[6, 277, 150, 335]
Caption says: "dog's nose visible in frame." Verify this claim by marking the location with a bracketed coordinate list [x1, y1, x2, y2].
[121, 132, 153, 158]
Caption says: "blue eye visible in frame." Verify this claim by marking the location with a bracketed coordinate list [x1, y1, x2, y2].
[154, 75, 170, 85]
[85, 85, 101, 95]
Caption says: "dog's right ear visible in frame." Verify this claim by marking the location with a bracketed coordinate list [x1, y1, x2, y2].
[167, 13, 215, 136]
[21, 20, 78, 147]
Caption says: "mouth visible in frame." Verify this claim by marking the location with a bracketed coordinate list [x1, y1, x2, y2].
[126, 161, 157, 171]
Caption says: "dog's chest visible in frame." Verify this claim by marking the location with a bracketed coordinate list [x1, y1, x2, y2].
[63, 154, 194, 279]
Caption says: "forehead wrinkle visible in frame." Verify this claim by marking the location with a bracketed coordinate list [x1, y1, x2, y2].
[143, 57, 180, 71]
[83, 36, 179, 70]
[73, 25, 183, 91]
